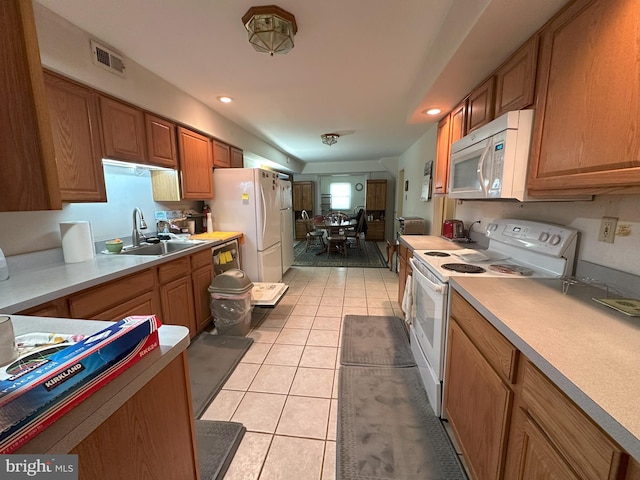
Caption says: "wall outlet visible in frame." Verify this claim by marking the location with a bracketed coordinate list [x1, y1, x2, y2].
[598, 216, 618, 243]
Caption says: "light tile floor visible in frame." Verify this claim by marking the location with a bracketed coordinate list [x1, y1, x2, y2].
[201, 265, 401, 480]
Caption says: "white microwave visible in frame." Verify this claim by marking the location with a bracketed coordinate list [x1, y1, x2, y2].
[448, 109, 534, 201]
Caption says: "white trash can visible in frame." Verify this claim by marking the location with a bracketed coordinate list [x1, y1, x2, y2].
[208, 269, 253, 336]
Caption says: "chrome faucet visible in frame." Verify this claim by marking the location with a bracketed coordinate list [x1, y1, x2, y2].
[132, 207, 148, 247]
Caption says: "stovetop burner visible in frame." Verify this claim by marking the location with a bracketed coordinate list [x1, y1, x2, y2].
[442, 263, 486, 274]
[423, 251, 451, 257]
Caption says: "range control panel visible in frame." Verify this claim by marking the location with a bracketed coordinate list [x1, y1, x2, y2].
[486, 219, 578, 257]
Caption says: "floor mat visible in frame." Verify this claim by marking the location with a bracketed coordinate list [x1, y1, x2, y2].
[292, 240, 387, 268]
[338, 366, 466, 480]
[187, 333, 253, 418]
[196, 420, 245, 480]
[341, 315, 415, 367]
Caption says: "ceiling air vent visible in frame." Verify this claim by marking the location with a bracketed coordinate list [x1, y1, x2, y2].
[90, 40, 125, 77]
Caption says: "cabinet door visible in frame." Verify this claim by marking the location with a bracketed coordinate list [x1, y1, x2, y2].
[178, 126, 213, 199]
[434, 114, 451, 194]
[100, 96, 147, 163]
[230, 146, 244, 168]
[366, 180, 386, 211]
[0, 0, 61, 212]
[444, 319, 512, 480]
[528, 0, 640, 196]
[192, 265, 213, 332]
[212, 139, 230, 168]
[468, 77, 496, 132]
[145, 113, 177, 168]
[160, 276, 196, 337]
[517, 413, 580, 480]
[494, 36, 539, 117]
[72, 354, 199, 480]
[44, 72, 106, 202]
[302, 182, 314, 211]
[450, 99, 467, 144]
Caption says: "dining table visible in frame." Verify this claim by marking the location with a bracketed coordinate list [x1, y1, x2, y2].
[313, 219, 355, 255]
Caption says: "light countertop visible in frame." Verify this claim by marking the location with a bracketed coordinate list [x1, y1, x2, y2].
[398, 235, 467, 251]
[0, 232, 242, 314]
[450, 276, 640, 461]
[7, 314, 190, 453]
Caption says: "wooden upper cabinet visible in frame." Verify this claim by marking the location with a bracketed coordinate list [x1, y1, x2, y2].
[0, 0, 61, 212]
[145, 113, 178, 168]
[467, 77, 496, 132]
[212, 139, 230, 168]
[495, 36, 539, 117]
[43, 72, 106, 202]
[366, 179, 387, 211]
[230, 146, 244, 168]
[450, 99, 467, 144]
[528, 0, 640, 196]
[178, 126, 213, 199]
[434, 114, 451, 194]
[293, 181, 313, 215]
[100, 96, 147, 164]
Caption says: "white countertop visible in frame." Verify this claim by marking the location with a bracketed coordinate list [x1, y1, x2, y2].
[450, 277, 640, 461]
[0, 241, 218, 314]
[6, 314, 190, 453]
[398, 234, 466, 251]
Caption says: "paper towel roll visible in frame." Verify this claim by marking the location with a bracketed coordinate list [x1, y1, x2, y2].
[60, 221, 95, 263]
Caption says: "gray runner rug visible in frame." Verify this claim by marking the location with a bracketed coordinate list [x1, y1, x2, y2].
[188, 333, 254, 418]
[338, 366, 466, 480]
[196, 420, 245, 480]
[341, 315, 415, 367]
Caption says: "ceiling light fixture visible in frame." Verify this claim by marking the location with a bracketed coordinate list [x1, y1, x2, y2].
[242, 5, 297, 56]
[424, 108, 441, 115]
[218, 96, 233, 103]
[321, 133, 340, 146]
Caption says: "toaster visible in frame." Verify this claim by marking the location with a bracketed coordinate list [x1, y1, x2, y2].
[442, 219, 465, 239]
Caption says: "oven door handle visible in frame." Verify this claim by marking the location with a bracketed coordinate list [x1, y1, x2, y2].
[410, 258, 445, 293]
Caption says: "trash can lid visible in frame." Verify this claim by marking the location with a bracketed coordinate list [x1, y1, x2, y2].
[208, 269, 254, 295]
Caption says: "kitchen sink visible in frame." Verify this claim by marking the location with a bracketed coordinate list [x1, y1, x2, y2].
[120, 241, 201, 256]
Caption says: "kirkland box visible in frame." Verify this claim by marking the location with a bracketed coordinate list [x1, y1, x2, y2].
[0, 315, 160, 453]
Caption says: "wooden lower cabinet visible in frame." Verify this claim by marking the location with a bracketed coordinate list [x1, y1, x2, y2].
[444, 318, 512, 480]
[448, 291, 632, 480]
[18, 298, 69, 318]
[71, 353, 199, 480]
[160, 276, 196, 336]
[517, 413, 580, 480]
[397, 244, 412, 307]
[192, 265, 213, 331]
[366, 221, 385, 241]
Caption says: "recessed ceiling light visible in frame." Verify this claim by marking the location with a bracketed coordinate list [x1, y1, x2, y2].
[424, 108, 441, 115]
[218, 96, 233, 103]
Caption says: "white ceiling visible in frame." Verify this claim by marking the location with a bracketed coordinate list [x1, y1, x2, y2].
[36, 0, 569, 166]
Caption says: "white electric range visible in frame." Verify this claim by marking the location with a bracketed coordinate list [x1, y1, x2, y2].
[408, 219, 579, 417]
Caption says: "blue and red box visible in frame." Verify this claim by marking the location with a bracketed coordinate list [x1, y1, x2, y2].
[0, 315, 161, 453]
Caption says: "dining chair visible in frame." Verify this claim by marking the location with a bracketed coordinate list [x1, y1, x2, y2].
[302, 210, 325, 251]
[345, 209, 366, 250]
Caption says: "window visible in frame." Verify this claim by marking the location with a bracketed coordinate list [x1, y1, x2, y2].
[330, 182, 351, 210]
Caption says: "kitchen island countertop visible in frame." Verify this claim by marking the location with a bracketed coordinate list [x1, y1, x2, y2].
[7, 314, 190, 454]
[0, 232, 242, 314]
[450, 276, 640, 461]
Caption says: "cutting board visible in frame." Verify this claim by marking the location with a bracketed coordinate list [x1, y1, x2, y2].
[189, 232, 242, 241]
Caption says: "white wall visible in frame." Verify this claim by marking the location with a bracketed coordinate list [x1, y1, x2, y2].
[454, 195, 640, 276]
[32, 3, 304, 174]
[0, 165, 198, 256]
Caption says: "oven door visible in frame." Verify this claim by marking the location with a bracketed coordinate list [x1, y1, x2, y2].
[410, 257, 448, 415]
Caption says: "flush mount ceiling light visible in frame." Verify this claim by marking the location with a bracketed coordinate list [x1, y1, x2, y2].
[321, 133, 340, 146]
[423, 108, 441, 115]
[217, 96, 233, 103]
[242, 5, 297, 56]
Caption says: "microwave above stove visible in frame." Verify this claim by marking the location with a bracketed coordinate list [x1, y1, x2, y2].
[448, 109, 534, 201]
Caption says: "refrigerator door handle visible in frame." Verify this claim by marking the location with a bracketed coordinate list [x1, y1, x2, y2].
[259, 185, 267, 240]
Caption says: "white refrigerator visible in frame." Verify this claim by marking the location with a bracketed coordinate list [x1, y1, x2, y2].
[279, 179, 294, 274]
[211, 168, 282, 283]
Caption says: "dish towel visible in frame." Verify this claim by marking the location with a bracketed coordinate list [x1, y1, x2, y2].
[402, 273, 414, 325]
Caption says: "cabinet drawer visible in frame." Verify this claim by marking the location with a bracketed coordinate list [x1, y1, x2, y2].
[158, 257, 190, 284]
[450, 290, 518, 383]
[90, 291, 159, 321]
[522, 360, 625, 480]
[190, 248, 212, 271]
[69, 270, 155, 318]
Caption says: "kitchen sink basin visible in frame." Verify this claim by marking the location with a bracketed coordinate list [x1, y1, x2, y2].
[120, 241, 201, 256]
